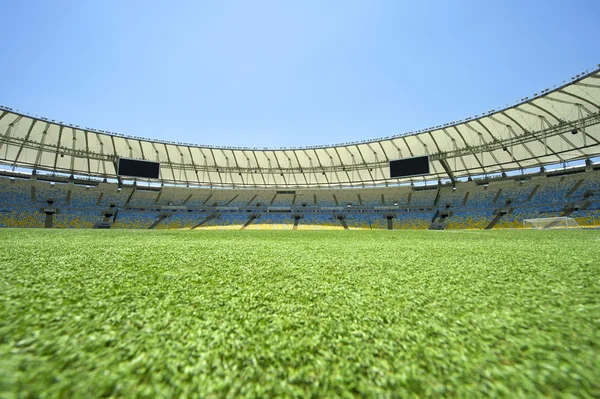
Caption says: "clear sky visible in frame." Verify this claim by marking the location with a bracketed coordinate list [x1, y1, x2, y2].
[1, 0, 599, 148]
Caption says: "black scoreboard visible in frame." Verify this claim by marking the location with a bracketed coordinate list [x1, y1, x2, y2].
[117, 158, 160, 179]
[389, 155, 430, 179]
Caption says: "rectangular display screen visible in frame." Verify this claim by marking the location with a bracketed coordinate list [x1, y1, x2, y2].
[389, 156, 430, 178]
[117, 158, 160, 179]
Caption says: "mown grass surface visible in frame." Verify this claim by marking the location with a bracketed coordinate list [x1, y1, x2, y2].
[1, 229, 599, 398]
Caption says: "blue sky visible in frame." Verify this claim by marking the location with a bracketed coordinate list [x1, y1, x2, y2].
[1, 0, 599, 148]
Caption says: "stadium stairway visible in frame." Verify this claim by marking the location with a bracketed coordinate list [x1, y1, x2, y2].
[485, 199, 514, 229]
[429, 205, 453, 230]
[191, 213, 218, 229]
[124, 189, 136, 207]
[293, 214, 301, 230]
[336, 214, 349, 230]
[241, 214, 259, 230]
[526, 185, 540, 202]
[566, 179, 584, 197]
[154, 191, 163, 204]
[561, 196, 593, 216]
[486, 213, 505, 230]
[149, 213, 170, 229]
[94, 207, 117, 229]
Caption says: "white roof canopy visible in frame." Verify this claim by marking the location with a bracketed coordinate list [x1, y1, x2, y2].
[1, 68, 599, 188]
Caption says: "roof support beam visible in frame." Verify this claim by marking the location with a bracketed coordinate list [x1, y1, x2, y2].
[186, 146, 200, 184]
[12, 119, 36, 166]
[354, 145, 375, 185]
[208, 148, 222, 187]
[33, 122, 50, 169]
[162, 144, 177, 184]
[84, 130, 91, 177]
[0, 115, 22, 155]
[97, 135, 107, 177]
[292, 150, 308, 186]
[70, 128, 76, 175]
[110, 136, 118, 175]
[452, 126, 486, 174]
[442, 129, 469, 176]
[438, 158, 456, 184]
[333, 147, 351, 184]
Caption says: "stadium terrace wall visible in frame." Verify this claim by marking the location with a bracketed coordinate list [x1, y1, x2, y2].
[1, 166, 599, 230]
[1, 67, 600, 188]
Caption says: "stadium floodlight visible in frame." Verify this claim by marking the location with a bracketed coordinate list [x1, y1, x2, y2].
[523, 217, 581, 229]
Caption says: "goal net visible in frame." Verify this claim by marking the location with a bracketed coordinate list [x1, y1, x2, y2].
[523, 216, 581, 229]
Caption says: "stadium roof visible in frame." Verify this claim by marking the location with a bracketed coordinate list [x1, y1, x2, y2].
[1, 67, 600, 188]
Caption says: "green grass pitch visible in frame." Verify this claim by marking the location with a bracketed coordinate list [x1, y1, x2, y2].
[1, 229, 599, 398]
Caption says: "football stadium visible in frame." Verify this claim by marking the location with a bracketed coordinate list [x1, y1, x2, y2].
[2, 3, 600, 397]
[1, 68, 600, 231]
[1, 67, 599, 397]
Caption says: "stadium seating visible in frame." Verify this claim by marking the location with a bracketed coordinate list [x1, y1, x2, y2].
[0, 178, 32, 205]
[270, 195, 294, 207]
[35, 181, 69, 204]
[226, 191, 259, 207]
[183, 192, 212, 207]
[97, 185, 134, 207]
[383, 189, 411, 207]
[314, 193, 336, 207]
[69, 185, 101, 207]
[393, 211, 431, 229]
[528, 174, 580, 205]
[155, 211, 208, 229]
[248, 213, 294, 229]
[571, 209, 600, 227]
[495, 180, 536, 205]
[112, 211, 157, 229]
[200, 212, 249, 229]
[1, 168, 599, 230]
[156, 188, 191, 206]
[55, 209, 99, 229]
[333, 191, 360, 207]
[358, 191, 382, 206]
[299, 212, 343, 229]
[465, 185, 497, 209]
[344, 213, 374, 229]
[409, 189, 436, 207]
[0, 206, 45, 228]
[129, 189, 160, 206]
[245, 192, 274, 207]
[437, 187, 466, 207]
[568, 171, 600, 198]
[448, 210, 494, 230]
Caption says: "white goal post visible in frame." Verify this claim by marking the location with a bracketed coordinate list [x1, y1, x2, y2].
[523, 216, 581, 229]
